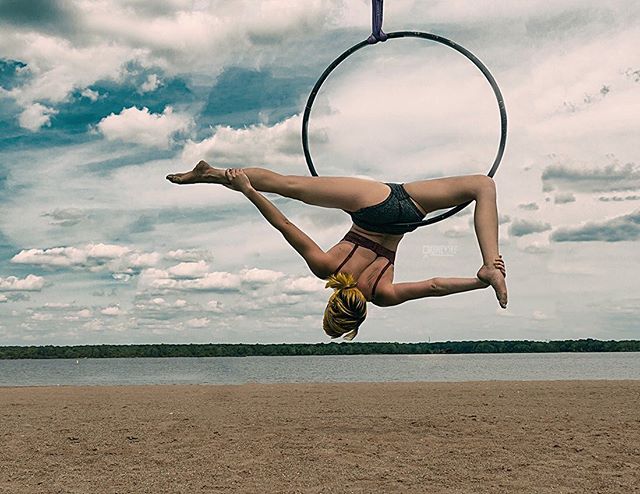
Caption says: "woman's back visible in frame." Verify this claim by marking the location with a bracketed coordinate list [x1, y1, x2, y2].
[325, 228, 400, 303]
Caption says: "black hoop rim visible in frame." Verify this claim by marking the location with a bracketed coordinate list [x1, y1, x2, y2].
[301, 30, 508, 228]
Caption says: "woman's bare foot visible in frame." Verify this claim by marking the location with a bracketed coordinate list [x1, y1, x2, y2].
[477, 262, 508, 309]
[166, 160, 228, 185]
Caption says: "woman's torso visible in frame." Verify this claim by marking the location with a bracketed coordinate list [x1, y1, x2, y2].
[326, 225, 403, 303]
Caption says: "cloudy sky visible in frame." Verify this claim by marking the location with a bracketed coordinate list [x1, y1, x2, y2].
[0, 0, 638, 346]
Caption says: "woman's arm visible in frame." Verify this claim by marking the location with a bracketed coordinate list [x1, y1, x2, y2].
[377, 277, 488, 307]
[228, 169, 332, 278]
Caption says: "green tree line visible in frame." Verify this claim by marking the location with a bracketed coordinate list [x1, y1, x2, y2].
[0, 339, 639, 359]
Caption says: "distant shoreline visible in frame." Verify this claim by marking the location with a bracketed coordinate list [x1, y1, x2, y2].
[1, 338, 639, 359]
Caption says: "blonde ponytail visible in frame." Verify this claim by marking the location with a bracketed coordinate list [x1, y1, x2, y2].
[323, 272, 367, 340]
[325, 272, 358, 291]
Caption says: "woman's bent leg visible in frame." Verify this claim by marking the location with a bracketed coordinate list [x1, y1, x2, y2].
[405, 174, 507, 307]
[404, 175, 499, 265]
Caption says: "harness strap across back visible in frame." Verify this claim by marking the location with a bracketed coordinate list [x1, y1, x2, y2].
[332, 243, 359, 275]
[371, 260, 392, 299]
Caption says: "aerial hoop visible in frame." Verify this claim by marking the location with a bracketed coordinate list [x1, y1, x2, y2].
[301, 31, 508, 228]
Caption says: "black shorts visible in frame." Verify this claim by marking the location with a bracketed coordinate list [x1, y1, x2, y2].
[347, 183, 426, 235]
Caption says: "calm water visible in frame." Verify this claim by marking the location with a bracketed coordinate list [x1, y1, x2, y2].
[0, 352, 639, 387]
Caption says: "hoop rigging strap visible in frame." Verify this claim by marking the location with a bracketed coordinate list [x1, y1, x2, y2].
[367, 0, 388, 44]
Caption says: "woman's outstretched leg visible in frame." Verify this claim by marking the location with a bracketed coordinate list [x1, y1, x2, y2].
[167, 161, 390, 212]
[404, 174, 508, 307]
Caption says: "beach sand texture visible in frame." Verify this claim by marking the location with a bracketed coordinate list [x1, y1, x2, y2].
[1, 380, 639, 493]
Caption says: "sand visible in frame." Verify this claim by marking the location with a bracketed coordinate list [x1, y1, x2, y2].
[1, 380, 639, 493]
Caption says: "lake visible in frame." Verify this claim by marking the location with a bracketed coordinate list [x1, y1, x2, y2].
[1, 352, 639, 387]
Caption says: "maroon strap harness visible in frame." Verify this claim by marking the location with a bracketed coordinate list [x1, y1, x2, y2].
[333, 231, 396, 300]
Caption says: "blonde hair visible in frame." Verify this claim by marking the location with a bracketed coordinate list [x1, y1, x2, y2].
[323, 272, 367, 341]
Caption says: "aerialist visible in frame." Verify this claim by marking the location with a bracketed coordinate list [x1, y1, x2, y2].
[167, 161, 508, 341]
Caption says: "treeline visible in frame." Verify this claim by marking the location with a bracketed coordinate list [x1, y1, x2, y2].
[0, 339, 639, 359]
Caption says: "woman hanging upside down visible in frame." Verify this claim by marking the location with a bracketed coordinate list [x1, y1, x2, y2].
[167, 161, 508, 341]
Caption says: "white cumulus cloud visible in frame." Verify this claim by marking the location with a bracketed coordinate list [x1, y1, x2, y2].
[97, 106, 193, 149]
[168, 261, 210, 279]
[136, 265, 316, 296]
[240, 268, 285, 284]
[100, 306, 124, 316]
[2, 32, 140, 118]
[283, 276, 326, 294]
[0, 275, 45, 292]
[11, 243, 161, 275]
[185, 317, 210, 328]
[138, 268, 242, 292]
[166, 249, 214, 262]
[12, 246, 88, 267]
[180, 114, 304, 172]
[140, 74, 161, 93]
[80, 88, 100, 101]
[18, 103, 58, 131]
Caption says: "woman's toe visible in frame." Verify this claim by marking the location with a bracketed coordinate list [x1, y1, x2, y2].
[167, 173, 184, 183]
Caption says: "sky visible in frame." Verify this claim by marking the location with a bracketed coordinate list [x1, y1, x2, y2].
[0, 0, 639, 346]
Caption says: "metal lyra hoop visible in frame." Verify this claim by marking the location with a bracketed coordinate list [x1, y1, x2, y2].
[301, 31, 508, 228]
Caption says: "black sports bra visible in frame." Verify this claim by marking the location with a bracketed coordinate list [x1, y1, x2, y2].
[332, 231, 395, 300]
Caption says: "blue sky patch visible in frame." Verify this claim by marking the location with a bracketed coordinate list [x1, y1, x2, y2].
[50, 73, 195, 134]
[0, 59, 29, 90]
[200, 67, 313, 128]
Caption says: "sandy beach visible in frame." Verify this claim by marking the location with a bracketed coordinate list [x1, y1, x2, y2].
[1, 380, 639, 493]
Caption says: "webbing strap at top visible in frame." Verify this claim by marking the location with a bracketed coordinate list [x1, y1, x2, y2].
[367, 0, 388, 44]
